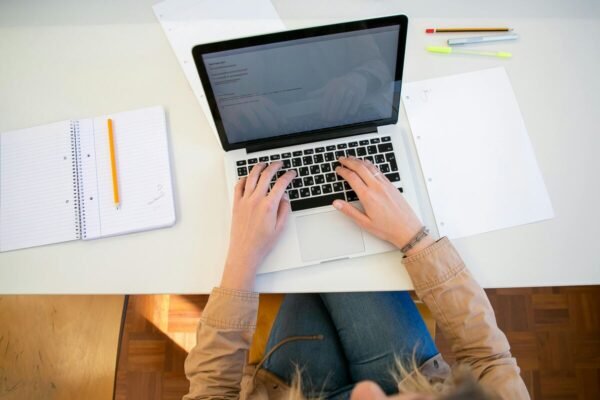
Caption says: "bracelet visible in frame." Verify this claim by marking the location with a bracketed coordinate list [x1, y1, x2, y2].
[400, 226, 429, 254]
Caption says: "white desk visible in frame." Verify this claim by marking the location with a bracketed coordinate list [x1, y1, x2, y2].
[1, 0, 599, 294]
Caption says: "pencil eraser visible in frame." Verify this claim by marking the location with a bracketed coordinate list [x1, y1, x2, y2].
[425, 28, 435, 33]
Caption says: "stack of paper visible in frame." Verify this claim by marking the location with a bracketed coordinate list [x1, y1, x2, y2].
[403, 67, 554, 239]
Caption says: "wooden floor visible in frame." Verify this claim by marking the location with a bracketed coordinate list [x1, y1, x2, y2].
[0, 295, 125, 400]
[115, 287, 600, 400]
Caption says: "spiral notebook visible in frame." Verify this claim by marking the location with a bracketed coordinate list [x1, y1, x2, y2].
[0, 106, 176, 252]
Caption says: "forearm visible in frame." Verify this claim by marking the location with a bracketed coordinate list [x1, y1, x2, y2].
[403, 239, 513, 366]
[407, 247, 529, 399]
[184, 287, 259, 400]
[220, 260, 258, 291]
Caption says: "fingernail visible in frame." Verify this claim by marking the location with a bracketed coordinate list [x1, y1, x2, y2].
[339, 156, 346, 160]
[333, 200, 343, 209]
[283, 192, 290, 201]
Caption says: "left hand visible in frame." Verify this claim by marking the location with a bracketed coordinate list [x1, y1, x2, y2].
[221, 162, 296, 291]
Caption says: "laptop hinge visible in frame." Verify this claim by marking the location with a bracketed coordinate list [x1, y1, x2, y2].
[246, 125, 378, 153]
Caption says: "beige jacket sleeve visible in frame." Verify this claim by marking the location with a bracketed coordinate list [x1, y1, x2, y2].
[183, 287, 259, 400]
[403, 237, 530, 399]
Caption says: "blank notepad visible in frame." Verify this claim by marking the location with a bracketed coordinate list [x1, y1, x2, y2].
[403, 67, 554, 239]
[0, 106, 175, 252]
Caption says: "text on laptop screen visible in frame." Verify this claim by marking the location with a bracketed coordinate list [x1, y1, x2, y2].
[201, 25, 400, 144]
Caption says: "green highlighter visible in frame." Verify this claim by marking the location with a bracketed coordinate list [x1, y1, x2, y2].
[426, 45, 512, 58]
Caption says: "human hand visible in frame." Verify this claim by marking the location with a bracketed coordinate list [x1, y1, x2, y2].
[333, 156, 434, 256]
[221, 162, 296, 291]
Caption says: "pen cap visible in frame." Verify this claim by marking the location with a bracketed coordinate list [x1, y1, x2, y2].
[426, 46, 452, 54]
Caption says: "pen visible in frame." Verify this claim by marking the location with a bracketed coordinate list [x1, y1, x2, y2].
[448, 33, 519, 46]
[107, 118, 120, 208]
[426, 46, 512, 58]
[426, 27, 512, 33]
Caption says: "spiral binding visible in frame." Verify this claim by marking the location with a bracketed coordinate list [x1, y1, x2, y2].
[69, 121, 87, 239]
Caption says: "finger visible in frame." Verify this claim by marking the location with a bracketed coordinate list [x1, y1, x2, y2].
[339, 156, 379, 186]
[254, 161, 283, 196]
[275, 193, 292, 233]
[363, 158, 383, 177]
[335, 165, 368, 195]
[269, 169, 296, 201]
[245, 162, 268, 195]
[365, 159, 390, 185]
[234, 177, 246, 202]
[332, 199, 370, 228]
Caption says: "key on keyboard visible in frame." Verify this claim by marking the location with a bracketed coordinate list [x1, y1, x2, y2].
[233, 136, 402, 211]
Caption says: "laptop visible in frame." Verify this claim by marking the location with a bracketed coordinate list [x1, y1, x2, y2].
[192, 15, 422, 274]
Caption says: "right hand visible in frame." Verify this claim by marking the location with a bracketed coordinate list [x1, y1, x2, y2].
[333, 156, 434, 255]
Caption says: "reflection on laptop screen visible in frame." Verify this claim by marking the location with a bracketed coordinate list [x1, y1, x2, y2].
[201, 25, 400, 144]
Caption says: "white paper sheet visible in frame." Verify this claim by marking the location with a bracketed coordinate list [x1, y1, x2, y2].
[403, 67, 554, 239]
[152, 0, 286, 137]
[82, 106, 176, 239]
[0, 121, 78, 251]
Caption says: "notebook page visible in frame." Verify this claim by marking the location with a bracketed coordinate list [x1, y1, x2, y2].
[77, 118, 101, 240]
[83, 106, 175, 239]
[0, 121, 79, 252]
[403, 67, 554, 239]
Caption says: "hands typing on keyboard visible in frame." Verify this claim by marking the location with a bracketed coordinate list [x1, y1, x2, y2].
[236, 136, 402, 212]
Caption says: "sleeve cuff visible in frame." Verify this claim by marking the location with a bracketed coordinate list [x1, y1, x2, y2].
[402, 237, 466, 291]
[200, 287, 260, 329]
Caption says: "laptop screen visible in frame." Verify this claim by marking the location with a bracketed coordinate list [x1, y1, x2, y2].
[193, 16, 407, 150]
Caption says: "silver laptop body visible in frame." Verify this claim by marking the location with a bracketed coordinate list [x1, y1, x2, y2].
[193, 15, 421, 274]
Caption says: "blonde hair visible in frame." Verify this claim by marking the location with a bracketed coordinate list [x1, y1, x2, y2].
[284, 360, 498, 400]
[394, 359, 499, 399]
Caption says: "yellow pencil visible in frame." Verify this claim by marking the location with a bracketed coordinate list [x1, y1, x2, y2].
[107, 118, 120, 208]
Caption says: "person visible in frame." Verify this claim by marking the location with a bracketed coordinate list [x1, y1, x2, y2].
[183, 156, 530, 400]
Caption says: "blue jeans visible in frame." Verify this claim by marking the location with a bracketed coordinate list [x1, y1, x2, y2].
[263, 292, 438, 399]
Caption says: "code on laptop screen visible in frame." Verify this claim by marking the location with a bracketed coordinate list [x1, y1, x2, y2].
[201, 25, 400, 144]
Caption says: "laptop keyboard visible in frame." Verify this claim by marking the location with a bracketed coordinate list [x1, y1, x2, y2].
[235, 136, 402, 212]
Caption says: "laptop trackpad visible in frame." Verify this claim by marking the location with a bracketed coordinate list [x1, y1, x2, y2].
[296, 211, 365, 262]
